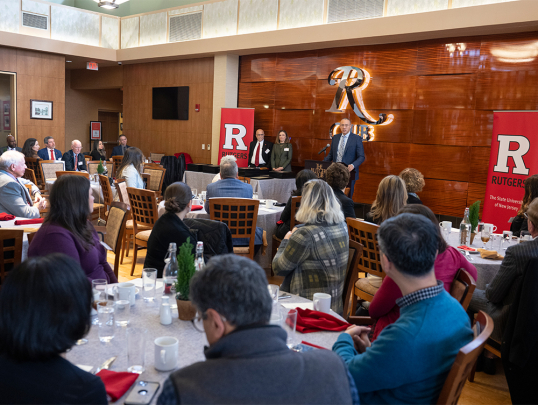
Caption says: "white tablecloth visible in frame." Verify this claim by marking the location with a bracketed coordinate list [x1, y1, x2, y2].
[1, 217, 43, 260]
[47, 180, 104, 203]
[182, 171, 216, 194]
[66, 281, 341, 404]
[250, 178, 296, 203]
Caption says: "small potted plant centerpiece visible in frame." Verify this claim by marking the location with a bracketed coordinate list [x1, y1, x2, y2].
[97, 159, 105, 175]
[469, 200, 481, 244]
[174, 240, 197, 321]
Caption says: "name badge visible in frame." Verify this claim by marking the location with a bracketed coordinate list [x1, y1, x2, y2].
[265, 149, 270, 154]
[78, 161, 83, 166]
[284, 148, 289, 151]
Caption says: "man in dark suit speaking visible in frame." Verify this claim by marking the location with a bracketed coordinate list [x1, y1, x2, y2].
[323, 118, 365, 196]
[248, 129, 273, 169]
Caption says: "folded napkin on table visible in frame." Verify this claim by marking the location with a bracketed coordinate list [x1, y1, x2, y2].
[14, 218, 44, 225]
[96, 369, 138, 402]
[457, 245, 477, 252]
[0, 213, 15, 221]
[477, 248, 504, 260]
[295, 308, 351, 334]
[191, 205, 203, 211]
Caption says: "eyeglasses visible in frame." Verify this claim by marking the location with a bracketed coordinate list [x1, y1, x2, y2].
[191, 311, 227, 333]
[524, 213, 529, 219]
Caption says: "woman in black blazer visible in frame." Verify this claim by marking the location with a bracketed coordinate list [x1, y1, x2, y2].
[326, 163, 356, 219]
[144, 182, 197, 277]
[399, 168, 425, 205]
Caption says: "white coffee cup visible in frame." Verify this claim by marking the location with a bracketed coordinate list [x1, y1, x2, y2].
[439, 221, 452, 231]
[313, 293, 331, 314]
[265, 199, 275, 209]
[483, 223, 497, 233]
[192, 198, 202, 206]
[154, 336, 179, 371]
[118, 282, 136, 306]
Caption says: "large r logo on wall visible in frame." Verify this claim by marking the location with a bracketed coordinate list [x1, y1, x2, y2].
[218, 108, 254, 167]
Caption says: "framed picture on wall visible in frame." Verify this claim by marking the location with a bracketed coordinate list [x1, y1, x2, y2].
[3, 115, 10, 131]
[90, 121, 102, 140]
[3, 101, 9, 114]
[30, 100, 53, 120]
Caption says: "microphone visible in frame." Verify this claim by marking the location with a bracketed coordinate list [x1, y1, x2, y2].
[318, 144, 330, 155]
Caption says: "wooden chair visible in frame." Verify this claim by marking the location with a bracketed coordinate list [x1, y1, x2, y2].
[126, 187, 159, 276]
[115, 179, 134, 263]
[0, 229, 23, 287]
[95, 202, 129, 279]
[84, 155, 91, 162]
[99, 174, 114, 219]
[112, 156, 123, 178]
[271, 196, 302, 274]
[209, 198, 259, 260]
[87, 161, 101, 176]
[346, 218, 384, 308]
[55, 171, 90, 179]
[25, 157, 45, 189]
[149, 152, 165, 163]
[40, 160, 65, 184]
[27, 231, 37, 245]
[24, 184, 33, 202]
[343, 239, 364, 322]
[436, 311, 493, 405]
[450, 269, 476, 311]
[23, 168, 37, 184]
[238, 176, 251, 184]
[143, 165, 166, 198]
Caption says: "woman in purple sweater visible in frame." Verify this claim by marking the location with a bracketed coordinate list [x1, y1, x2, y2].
[29, 175, 118, 283]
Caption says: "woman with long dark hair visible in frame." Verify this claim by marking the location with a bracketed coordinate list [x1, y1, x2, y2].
[28, 175, 118, 283]
[117, 147, 144, 189]
[0, 254, 107, 403]
[21, 138, 40, 159]
[90, 140, 107, 161]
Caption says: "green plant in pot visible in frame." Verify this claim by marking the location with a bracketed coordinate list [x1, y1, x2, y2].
[174, 240, 197, 321]
[97, 159, 105, 175]
[468, 200, 481, 244]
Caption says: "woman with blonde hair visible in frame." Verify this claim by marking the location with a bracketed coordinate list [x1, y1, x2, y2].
[510, 174, 538, 237]
[365, 175, 407, 225]
[272, 179, 349, 314]
[399, 168, 425, 204]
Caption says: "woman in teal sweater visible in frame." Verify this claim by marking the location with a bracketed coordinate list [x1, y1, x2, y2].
[271, 130, 292, 171]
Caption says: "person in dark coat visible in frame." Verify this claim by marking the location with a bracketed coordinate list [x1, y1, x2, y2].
[510, 175, 538, 237]
[399, 168, 425, 205]
[326, 162, 356, 219]
[144, 182, 197, 278]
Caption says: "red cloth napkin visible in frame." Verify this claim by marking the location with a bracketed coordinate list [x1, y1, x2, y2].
[14, 218, 44, 225]
[295, 308, 351, 334]
[96, 369, 139, 402]
[0, 213, 15, 221]
[191, 205, 203, 211]
[457, 245, 477, 251]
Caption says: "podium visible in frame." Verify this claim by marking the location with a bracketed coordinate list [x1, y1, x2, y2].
[304, 160, 355, 189]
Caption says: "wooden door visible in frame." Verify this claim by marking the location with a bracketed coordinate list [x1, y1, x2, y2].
[98, 111, 120, 158]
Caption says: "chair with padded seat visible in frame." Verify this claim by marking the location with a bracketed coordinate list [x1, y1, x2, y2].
[24, 157, 45, 190]
[39, 160, 65, 184]
[143, 165, 166, 198]
[126, 187, 159, 276]
[95, 202, 129, 279]
[149, 152, 165, 163]
[112, 156, 123, 178]
[436, 311, 493, 405]
[87, 161, 102, 176]
[209, 198, 259, 260]
[0, 229, 23, 288]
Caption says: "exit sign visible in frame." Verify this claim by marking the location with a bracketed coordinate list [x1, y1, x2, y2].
[86, 62, 98, 71]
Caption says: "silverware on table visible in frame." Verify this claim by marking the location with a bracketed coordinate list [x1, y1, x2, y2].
[465, 251, 474, 261]
[94, 356, 117, 374]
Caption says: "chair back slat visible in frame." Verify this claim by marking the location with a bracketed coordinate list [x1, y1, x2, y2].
[126, 187, 159, 234]
[25, 157, 44, 186]
[0, 229, 24, 286]
[436, 311, 493, 405]
[99, 174, 114, 214]
[104, 202, 129, 254]
[56, 171, 90, 180]
[343, 239, 364, 321]
[209, 198, 259, 260]
[289, 196, 302, 230]
[112, 156, 123, 178]
[40, 161, 65, 182]
[450, 269, 477, 311]
[346, 218, 384, 278]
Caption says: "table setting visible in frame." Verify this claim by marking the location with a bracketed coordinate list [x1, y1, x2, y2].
[0, 215, 44, 260]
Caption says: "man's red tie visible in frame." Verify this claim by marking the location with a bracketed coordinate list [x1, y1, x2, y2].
[254, 143, 260, 167]
[74, 154, 78, 171]
[50, 150, 54, 160]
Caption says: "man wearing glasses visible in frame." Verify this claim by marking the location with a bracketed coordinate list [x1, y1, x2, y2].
[62, 140, 87, 172]
[157, 254, 357, 405]
[247, 129, 273, 169]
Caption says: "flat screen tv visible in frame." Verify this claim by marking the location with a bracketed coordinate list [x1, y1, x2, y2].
[152, 86, 189, 120]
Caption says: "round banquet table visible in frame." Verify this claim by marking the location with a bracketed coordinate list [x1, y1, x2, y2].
[46, 179, 110, 203]
[0, 217, 43, 261]
[66, 279, 342, 404]
[446, 229, 505, 289]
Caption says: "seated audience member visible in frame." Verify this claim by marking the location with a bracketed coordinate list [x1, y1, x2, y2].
[29, 175, 118, 283]
[326, 162, 356, 219]
[273, 179, 349, 314]
[369, 204, 477, 341]
[62, 140, 87, 172]
[22, 138, 40, 159]
[510, 174, 538, 237]
[248, 128, 273, 169]
[112, 135, 130, 157]
[275, 169, 317, 239]
[271, 130, 293, 171]
[333, 213, 473, 404]
[399, 168, 425, 205]
[0, 135, 22, 153]
[0, 254, 107, 404]
[157, 254, 356, 405]
[211, 155, 236, 183]
[90, 140, 107, 162]
[0, 151, 46, 218]
[38, 136, 62, 161]
[365, 175, 407, 225]
[470, 198, 538, 346]
[144, 182, 197, 277]
[117, 147, 145, 189]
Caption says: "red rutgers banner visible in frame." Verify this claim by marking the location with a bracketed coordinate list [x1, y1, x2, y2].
[482, 112, 538, 232]
[218, 108, 255, 167]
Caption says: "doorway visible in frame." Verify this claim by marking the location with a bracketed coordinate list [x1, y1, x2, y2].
[98, 111, 120, 158]
[0, 72, 16, 147]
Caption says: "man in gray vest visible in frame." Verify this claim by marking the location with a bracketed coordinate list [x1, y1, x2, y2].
[157, 254, 357, 405]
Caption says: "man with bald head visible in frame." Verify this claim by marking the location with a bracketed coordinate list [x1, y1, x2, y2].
[0, 135, 22, 153]
[248, 129, 273, 169]
[62, 140, 87, 171]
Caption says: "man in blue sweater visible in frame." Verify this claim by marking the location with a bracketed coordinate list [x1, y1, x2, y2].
[333, 213, 473, 404]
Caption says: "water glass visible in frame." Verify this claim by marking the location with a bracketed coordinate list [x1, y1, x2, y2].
[502, 231, 513, 250]
[481, 228, 491, 249]
[98, 304, 115, 343]
[92, 279, 108, 325]
[253, 193, 259, 200]
[459, 223, 471, 246]
[127, 328, 147, 374]
[282, 308, 300, 351]
[267, 284, 279, 303]
[142, 268, 157, 302]
[492, 234, 503, 255]
[114, 299, 130, 326]
[191, 188, 197, 199]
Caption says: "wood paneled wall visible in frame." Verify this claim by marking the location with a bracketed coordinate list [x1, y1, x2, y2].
[238, 32, 538, 217]
[0, 46, 65, 150]
[122, 58, 213, 163]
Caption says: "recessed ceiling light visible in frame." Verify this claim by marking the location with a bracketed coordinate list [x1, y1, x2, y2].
[98, 2, 118, 9]
[66, 60, 72, 63]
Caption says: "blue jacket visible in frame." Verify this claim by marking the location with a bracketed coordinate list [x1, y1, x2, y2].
[204, 178, 253, 213]
[112, 145, 130, 157]
[37, 148, 62, 160]
[323, 133, 365, 180]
